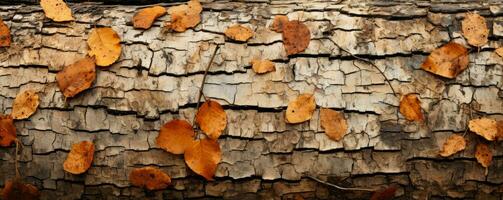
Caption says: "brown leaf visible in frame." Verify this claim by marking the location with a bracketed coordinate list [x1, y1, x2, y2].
[63, 141, 95, 174]
[320, 108, 348, 141]
[270, 15, 289, 33]
[0, 18, 11, 47]
[0, 114, 16, 147]
[196, 100, 227, 140]
[11, 90, 39, 120]
[370, 185, 397, 200]
[469, 118, 498, 141]
[495, 47, 503, 57]
[439, 134, 466, 157]
[224, 24, 254, 42]
[129, 166, 171, 190]
[2, 179, 40, 200]
[156, 119, 195, 154]
[251, 59, 276, 74]
[421, 42, 469, 79]
[461, 12, 488, 47]
[399, 93, 424, 122]
[165, 0, 202, 32]
[475, 143, 492, 168]
[184, 138, 221, 180]
[87, 28, 122, 67]
[56, 57, 96, 98]
[282, 20, 311, 55]
[133, 6, 166, 29]
[497, 120, 503, 141]
[40, 0, 74, 22]
[285, 94, 316, 124]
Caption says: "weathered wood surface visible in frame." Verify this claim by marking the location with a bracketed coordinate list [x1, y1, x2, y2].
[0, 0, 503, 199]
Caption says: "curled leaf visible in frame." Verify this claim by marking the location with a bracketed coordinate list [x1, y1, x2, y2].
[461, 12, 488, 47]
[439, 134, 466, 157]
[196, 100, 227, 140]
[270, 15, 289, 33]
[0, 18, 11, 47]
[475, 143, 492, 168]
[320, 108, 348, 141]
[469, 118, 498, 141]
[0, 114, 16, 147]
[224, 24, 254, 42]
[399, 93, 424, 122]
[40, 0, 74, 22]
[282, 20, 311, 55]
[133, 6, 167, 29]
[251, 59, 276, 74]
[421, 42, 469, 79]
[2, 179, 40, 200]
[184, 138, 221, 180]
[56, 57, 96, 98]
[129, 166, 171, 190]
[11, 90, 39, 120]
[165, 0, 202, 32]
[156, 119, 195, 154]
[87, 27, 122, 67]
[285, 94, 316, 124]
[63, 141, 95, 174]
[370, 185, 397, 200]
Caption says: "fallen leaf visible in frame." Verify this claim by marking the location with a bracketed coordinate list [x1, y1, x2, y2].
[0, 115, 16, 147]
[156, 119, 195, 154]
[224, 24, 254, 42]
[439, 134, 466, 157]
[165, 0, 202, 32]
[56, 57, 96, 98]
[399, 93, 424, 122]
[63, 141, 95, 174]
[475, 143, 492, 168]
[282, 20, 310, 55]
[133, 6, 166, 29]
[270, 15, 289, 33]
[469, 118, 498, 141]
[184, 138, 221, 180]
[87, 27, 122, 67]
[2, 179, 40, 200]
[421, 42, 469, 79]
[0, 18, 11, 47]
[11, 90, 39, 120]
[251, 59, 275, 74]
[196, 100, 227, 140]
[285, 94, 316, 124]
[495, 48, 503, 57]
[370, 185, 397, 200]
[40, 0, 74, 22]
[461, 12, 488, 47]
[497, 120, 503, 141]
[320, 108, 348, 141]
[129, 166, 171, 190]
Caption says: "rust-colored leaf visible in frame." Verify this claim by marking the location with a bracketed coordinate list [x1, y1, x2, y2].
[129, 166, 171, 190]
[270, 15, 289, 33]
[320, 108, 348, 141]
[370, 185, 397, 200]
[285, 94, 316, 124]
[184, 138, 221, 181]
[56, 57, 96, 98]
[40, 0, 74, 22]
[11, 90, 39, 120]
[133, 6, 166, 29]
[2, 179, 40, 200]
[469, 118, 498, 141]
[165, 0, 202, 32]
[497, 120, 503, 141]
[224, 24, 254, 42]
[282, 20, 311, 55]
[496, 48, 503, 57]
[421, 42, 469, 79]
[0, 18, 11, 47]
[461, 12, 488, 47]
[156, 119, 195, 154]
[63, 141, 95, 174]
[439, 134, 466, 157]
[196, 100, 227, 140]
[399, 93, 424, 122]
[87, 27, 122, 67]
[475, 143, 492, 168]
[0, 114, 16, 147]
[251, 59, 276, 74]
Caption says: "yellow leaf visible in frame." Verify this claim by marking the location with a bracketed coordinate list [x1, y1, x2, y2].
[224, 24, 254, 42]
[439, 134, 466, 157]
[40, 0, 74, 22]
[165, 0, 202, 32]
[87, 28, 122, 67]
[495, 47, 503, 57]
[469, 118, 498, 141]
[461, 12, 488, 47]
[421, 42, 469, 79]
[285, 94, 316, 124]
[251, 59, 275, 74]
[11, 89, 39, 120]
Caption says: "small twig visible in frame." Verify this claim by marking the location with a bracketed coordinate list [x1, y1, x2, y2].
[307, 175, 376, 192]
[14, 139, 22, 178]
[193, 45, 220, 128]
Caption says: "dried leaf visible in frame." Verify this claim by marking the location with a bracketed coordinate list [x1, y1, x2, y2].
[475, 143, 492, 168]
[2, 179, 40, 200]
[11, 90, 39, 120]
[282, 20, 311, 55]
[129, 166, 171, 190]
[370, 185, 397, 200]
[184, 138, 221, 180]
[461, 12, 488, 47]
[0, 18, 11, 47]
[40, 0, 74, 22]
[224, 24, 254, 42]
[87, 28, 122, 67]
[0, 115, 16, 147]
[495, 48, 503, 57]
[251, 59, 276, 74]
[156, 119, 195, 154]
[196, 100, 227, 140]
[421, 42, 469, 79]
[399, 94, 424, 122]
[56, 57, 96, 98]
[63, 141, 95, 174]
[439, 134, 466, 157]
[270, 15, 289, 33]
[285, 94, 316, 124]
[165, 0, 202, 32]
[469, 118, 498, 141]
[497, 120, 503, 141]
[320, 108, 348, 141]
[133, 6, 166, 29]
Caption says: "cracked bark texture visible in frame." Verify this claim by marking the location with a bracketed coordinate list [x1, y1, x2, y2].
[1, 0, 503, 199]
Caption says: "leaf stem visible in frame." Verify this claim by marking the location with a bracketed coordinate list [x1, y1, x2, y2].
[193, 45, 220, 128]
[306, 175, 376, 192]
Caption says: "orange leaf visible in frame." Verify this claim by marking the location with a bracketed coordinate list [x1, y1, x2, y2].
[40, 0, 74, 22]
[370, 185, 397, 200]
[496, 48, 503, 57]
[285, 94, 316, 124]
[56, 57, 96, 98]
[399, 94, 424, 122]
[129, 166, 171, 190]
[11, 90, 39, 120]
[2, 179, 40, 200]
[0, 18, 11, 47]
[270, 15, 289, 33]
[165, 0, 202, 32]
[320, 108, 348, 141]
[251, 59, 276, 74]
[87, 28, 122, 67]
[439, 134, 466, 157]
[0, 114, 16, 147]
[156, 119, 195, 154]
[497, 120, 503, 141]
[421, 42, 469, 79]
[469, 118, 498, 141]
[224, 24, 254, 42]
[475, 143, 492, 168]
[63, 141, 95, 174]
[282, 20, 310, 55]
[133, 6, 166, 29]
[461, 12, 488, 47]
[196, 100, 227, 140]
[184, 138, 221, 180]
